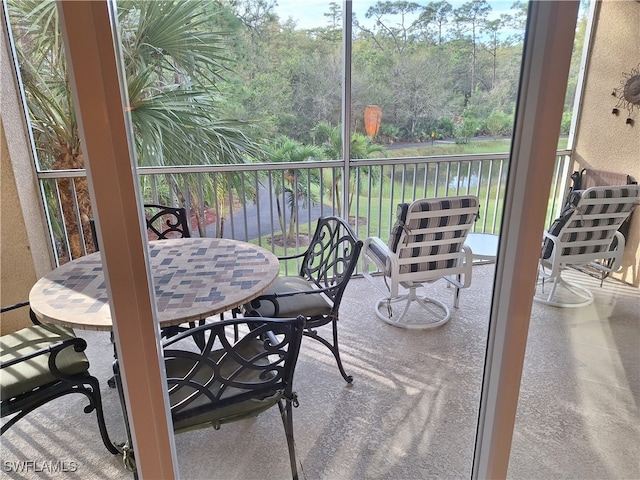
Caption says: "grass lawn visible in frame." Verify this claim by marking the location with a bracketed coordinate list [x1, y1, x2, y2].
[388, 136, 568, 158]
[248, 136, 569, 273]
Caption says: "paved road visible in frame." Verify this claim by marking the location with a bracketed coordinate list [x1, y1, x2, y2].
[203, 185, 330, 242]
[198, 136, 537, 240]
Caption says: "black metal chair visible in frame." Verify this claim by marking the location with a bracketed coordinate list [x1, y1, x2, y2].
[144, 204, 191, 240]
[0, 302, 118, 455]
[245, 216, 363, 384]
[144, 205, 199, 342]
[91, 203, 194, 375]
[89, 203, 190, 251]
[113, 316, 306, 479]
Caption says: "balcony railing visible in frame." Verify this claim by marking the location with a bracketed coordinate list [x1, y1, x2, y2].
[37, 150, 573, 274]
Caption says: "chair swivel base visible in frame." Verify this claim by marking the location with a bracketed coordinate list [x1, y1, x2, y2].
[374, 288, 451, 329]
[533, 275, 594, 308]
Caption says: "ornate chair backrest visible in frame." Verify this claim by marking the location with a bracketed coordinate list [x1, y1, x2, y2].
[90, 204, 190, 251]
[542, 185, 639, 262]
[144, 204, 191, 240]
[298, 216, 363, 314]
[388, 196, 479, 283]
[163, 316, 305, 431]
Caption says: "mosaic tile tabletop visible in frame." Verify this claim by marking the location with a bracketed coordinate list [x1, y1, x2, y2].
[29, 238, 280, 331]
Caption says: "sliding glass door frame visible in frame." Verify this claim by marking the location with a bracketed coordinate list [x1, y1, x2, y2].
[38, 0, 581, 476]
[471, 1, 580, 477]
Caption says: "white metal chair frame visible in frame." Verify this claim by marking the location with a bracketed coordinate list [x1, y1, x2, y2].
[362, 196, 479, 329]
[535, 184, 639, 308]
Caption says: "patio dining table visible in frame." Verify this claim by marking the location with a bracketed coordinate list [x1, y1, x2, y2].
[28, 238, 281, 331]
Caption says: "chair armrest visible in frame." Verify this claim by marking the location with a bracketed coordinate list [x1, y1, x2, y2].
[539, 231, 561, 275]
[362, 236, 397, 274]
[362, 236, 401, 297]
[248, 284, 334, 317]
[277, 251, 306, 261]
[1, 336, 88, 380]
[541, 230, 560, 257]
[0, 301, 30, 313]
[459, 245, 474, 288]
[0, 301, 42, 326]
[610, 231, 625, 271]
[589, 230, 626, 273]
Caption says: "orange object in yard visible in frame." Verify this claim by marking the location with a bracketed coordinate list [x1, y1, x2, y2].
[364, 105, 382, 139]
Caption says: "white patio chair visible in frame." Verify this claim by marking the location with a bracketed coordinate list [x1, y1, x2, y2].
[362, 196, 479, 329]
[534, 184, 639, 307]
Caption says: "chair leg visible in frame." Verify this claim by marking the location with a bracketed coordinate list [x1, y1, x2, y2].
[0, 377, 119, 456]
[112, 362, 138, 477]
[278, 399, 298, 480]
[454, 274, 461, 308]
[228, 307, 240, 341]
[189, 320, 207, 350]
[303, 319, 353, 384]
[107, 332, 117, 389]
[84, 375, 120, 455]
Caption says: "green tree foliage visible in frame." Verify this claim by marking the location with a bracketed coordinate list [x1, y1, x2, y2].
[312, 122, 385, 216]
[8, 0, 265, 240]
[485, 110, 513, 138]
[453, 0, 492, 93]
[358, 1, 422, 55]
[13, 0, 587, 178]
[10, 0, 263, 170]
[228, 0, 584, 142]
[455, 115, 479, 144]
[264, 136, 323, 241]
[417, 1, 453, 44]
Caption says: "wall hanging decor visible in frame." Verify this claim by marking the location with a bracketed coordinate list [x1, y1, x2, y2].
[611, 64, 640, 126]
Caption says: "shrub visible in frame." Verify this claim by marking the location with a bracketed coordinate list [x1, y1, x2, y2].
[485, 110, 514, 138]
[560, 111, 572, 134]
[455, 116, 479, 144]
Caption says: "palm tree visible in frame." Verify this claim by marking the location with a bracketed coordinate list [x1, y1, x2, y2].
[7, 0, 264, 257]
[265, 136, 323, 243]
[312, 122, 386, 218]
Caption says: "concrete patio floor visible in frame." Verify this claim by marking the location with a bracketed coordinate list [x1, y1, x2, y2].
[1, 264, 638, 479]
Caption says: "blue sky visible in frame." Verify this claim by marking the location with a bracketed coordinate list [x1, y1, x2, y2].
[274, 0, 519, 30]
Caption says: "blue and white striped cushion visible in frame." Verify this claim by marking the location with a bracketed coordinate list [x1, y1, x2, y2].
[559, 187, 637, 257]
[542, 186, 638, 261]
[390, 197, 478, 274]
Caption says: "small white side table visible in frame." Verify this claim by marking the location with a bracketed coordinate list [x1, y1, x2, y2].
[465, 233, 500, 264]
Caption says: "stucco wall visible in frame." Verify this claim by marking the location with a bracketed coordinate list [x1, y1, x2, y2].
[1, 19, 54, 333]
[572, 0, 640, 286]
[0, 122, 38, 332]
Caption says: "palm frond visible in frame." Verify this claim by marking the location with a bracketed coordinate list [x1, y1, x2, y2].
[122, 0, 232, 86]
[131, 88, 262, 166]
[9, 0, 266, 190]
